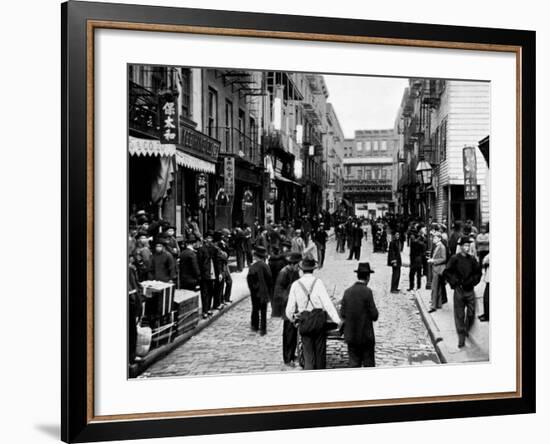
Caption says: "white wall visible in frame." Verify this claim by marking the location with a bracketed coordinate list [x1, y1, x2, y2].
[0, 1, 547, 444]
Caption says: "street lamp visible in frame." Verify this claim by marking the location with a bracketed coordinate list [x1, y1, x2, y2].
[415, 159, 433, 186]
[415, 159, 433, 289]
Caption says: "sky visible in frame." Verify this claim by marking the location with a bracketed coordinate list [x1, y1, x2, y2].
[323, 75, 409, 139]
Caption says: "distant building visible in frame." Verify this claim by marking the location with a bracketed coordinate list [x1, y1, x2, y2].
[343, 129, 399, 218]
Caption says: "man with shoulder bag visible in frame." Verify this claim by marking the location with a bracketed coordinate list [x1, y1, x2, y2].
[285, 257, 341, 370]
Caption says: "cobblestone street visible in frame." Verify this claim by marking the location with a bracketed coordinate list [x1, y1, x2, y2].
[140, 230, 439, 379]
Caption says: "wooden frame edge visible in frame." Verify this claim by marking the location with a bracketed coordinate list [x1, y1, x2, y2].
[83, 18, 525, 425]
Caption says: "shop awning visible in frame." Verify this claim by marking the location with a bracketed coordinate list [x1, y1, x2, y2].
[129, 136, 176, 157]
[129, 137, 216, 174]
[274, 173, 302, 187]
[175, 150, 216, 174]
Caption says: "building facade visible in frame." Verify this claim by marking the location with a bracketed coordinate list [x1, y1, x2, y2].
[397, 79, 490, 227]
[343, 129, 399, 218]
[325, 103, 345, 214]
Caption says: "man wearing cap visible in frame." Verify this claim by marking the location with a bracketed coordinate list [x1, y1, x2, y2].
[340, 263, 379, 367]
[148, 238, 176, 283]
[179, 235, 200, 291]
[444, 236, 482, 348]
[274, 252, 302, 365]
[286, 257, 341, 370]
[246, 246, 273, 335]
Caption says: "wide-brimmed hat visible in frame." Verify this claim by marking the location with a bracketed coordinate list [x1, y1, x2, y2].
[286, 252, 302, 264]
[354, 262, 375, 274]
[299, 257, 318, 271]
[281, 239, 292, 248]
[253, 246, 268, 258]
[184, 234, 197, 244]
[457, 236, 472, 245]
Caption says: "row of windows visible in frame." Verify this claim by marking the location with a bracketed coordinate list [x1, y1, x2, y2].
[343, 139, 393, 157]
[345, 166, 392, 180]
[206, 87, 257, 142]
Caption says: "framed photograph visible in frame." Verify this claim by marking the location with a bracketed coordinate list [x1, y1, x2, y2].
[62, 1, 535, 442]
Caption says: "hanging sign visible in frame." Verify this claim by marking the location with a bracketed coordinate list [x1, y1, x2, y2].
[224, 157, 235, 197]
[159, 92, 178, 144]
[463, 146, 478, 200]
[197, 173, 207, 210]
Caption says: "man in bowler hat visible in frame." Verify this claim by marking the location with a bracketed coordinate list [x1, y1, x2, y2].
[340, 263, 379, 367]
[246, 246, 272, 335]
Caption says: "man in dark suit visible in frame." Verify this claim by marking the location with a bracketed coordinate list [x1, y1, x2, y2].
[196, 231, 219, 318]
[347, 222, 363, 260]
[340, 262, 379, 367]
[387, 231, 402, 293]
[179, 235, 200, 291]
[408, 231, 425, 291]
[246, 246, 273, 335]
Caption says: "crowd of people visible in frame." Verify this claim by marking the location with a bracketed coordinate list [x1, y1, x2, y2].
[128, 207, 489, 366]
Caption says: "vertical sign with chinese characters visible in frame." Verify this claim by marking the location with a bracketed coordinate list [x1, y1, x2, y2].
[224, 157, 235, 197]
[197, 173, 207, 211]
[159, 92, 178, 144]
[463, 146, 478, 200]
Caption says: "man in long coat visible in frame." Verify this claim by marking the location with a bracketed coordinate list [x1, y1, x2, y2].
[246, 246, 273, 335]
[340, 262, 379, 367]
[428, 232, 447, 311]
[387, 231, 402, 293]
[179, 235, 200, 291]
[274, 252, 302, 365]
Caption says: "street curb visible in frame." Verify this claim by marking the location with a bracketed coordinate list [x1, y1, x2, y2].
[130, 284, 249, 378]
[412, 290, 447, 364]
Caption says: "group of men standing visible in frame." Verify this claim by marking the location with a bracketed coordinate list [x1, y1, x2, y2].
[246, 239, 380, 370]
[384, 219, 490, 349]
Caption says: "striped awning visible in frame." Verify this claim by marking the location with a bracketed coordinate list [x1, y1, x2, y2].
[175, 150, 216, 174]
[129, 136, 215, 174]
[129, 136, 176, 157]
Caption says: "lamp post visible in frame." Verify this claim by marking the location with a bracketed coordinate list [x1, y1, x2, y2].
[416, 159, 433, 290]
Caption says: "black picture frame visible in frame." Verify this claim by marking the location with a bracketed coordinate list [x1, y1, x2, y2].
[61, 1, 536, 442]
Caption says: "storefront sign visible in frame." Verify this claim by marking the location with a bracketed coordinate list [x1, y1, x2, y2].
[197, 173, 207, 210]
[159, 92, 178, 144]
[463, 146, 478, 200]
[180, 124, 220, 160]
[224, 157, 235, 197]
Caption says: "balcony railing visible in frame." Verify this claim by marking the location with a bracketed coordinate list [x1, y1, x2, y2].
[214, 127, 261, 167]
[129, 81, 160, 138]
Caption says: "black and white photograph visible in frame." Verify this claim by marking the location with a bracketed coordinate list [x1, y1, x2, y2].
[127, 65, 491, 378]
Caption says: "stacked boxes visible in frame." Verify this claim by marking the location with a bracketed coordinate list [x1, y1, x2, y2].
[140, 281, 176, 350]
[173, 289, 200, 336]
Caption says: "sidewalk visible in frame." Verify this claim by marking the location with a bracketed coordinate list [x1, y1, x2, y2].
[129, 269, 250, 378]
[401, 241, 489, 364]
